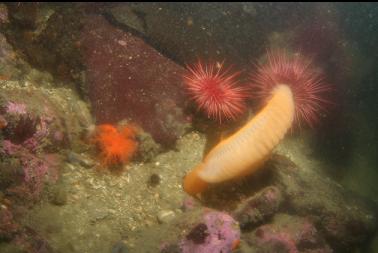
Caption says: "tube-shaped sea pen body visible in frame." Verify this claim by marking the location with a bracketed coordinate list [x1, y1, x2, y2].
[183, 84, 295, 195]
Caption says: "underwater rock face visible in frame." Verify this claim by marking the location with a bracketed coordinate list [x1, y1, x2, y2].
[0, 33, 21, 79]
[80, 15, 189, 146]
[106, 2, 264, 67]
[2, 7, 190, 147]
[0, 4, 8, 28]
[106, 3, 347, 70]
[270, 155, 377, 250]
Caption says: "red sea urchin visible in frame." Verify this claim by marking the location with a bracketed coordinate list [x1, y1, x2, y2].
[183, 61, 247, 123]
[250, 50, 330, 128]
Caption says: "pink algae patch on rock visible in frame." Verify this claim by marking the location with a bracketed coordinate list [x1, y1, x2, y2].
[80, 15, 189, 146]
[250, 214, 332, 253]
[180, 210, 241, 253]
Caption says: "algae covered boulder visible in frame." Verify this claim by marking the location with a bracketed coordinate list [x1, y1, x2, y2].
[80, 15, 190, 147]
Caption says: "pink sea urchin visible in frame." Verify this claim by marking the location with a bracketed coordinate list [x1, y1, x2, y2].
[250, 50, 330, 128]
[183, 61, 247, 123]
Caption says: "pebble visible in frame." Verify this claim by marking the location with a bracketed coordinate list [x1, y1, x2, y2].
[111, 241, 129, 253]
[48, 185, 67, 206]
[65, 163, 76, 171]
[0, 115, 7, 129]
[157, 210, 175, 224]
[67, 151, 95, 168]
[89, 209, 111, 224]
[147, 173, 161, 187]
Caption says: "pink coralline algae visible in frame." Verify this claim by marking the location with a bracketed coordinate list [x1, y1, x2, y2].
[5, 101, 27, 116]
[180, 210, 240, 253]
[247, 214, 332, 253]
[2, 142, 58, 197]
[80, 15, 189, 146]
[1, 114, 59, 197]
[255, 227, 298, 253]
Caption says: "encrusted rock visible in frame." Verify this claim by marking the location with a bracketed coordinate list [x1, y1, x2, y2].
[0, 79, 92, 198]
[242, 214, 333, 253]
[269, 155, 377, 250]
[232, 186, 283, 229]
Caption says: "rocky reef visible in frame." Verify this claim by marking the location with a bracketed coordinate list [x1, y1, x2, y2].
[0, 2, 377, 253]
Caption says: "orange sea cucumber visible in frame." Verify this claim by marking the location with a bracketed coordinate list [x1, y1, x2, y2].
[183, 85, 294, 195]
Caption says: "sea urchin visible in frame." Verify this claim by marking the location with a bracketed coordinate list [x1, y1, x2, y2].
[183, 61, 247, 123]
[250, 50, 330, 128]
